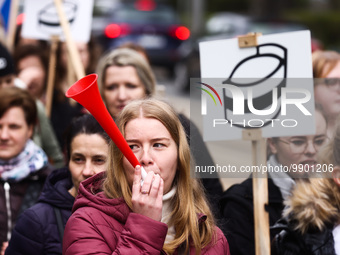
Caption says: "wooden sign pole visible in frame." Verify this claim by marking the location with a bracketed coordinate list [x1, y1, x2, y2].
[66, 50, 78, 106]
[66, 51, 77, 89]
[45, 35, 59, 118]
[238, 33, 270, 255]
[243, 129, 270, 255]
[53, 0, 85, 80]
[6, 0, 19, 51]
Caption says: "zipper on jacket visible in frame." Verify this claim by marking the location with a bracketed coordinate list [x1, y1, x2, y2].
[4, 182, 12, 241]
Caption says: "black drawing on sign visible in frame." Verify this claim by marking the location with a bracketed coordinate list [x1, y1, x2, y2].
[222, 43, 287, 129]
[38, 0, 78, 34]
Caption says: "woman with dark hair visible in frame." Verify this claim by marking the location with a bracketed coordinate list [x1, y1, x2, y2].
[5, 114, 110, 255]
[13, 43, 49, 103]
[0, 87, 52, 254]
[63, 98, 229, 254]
[11, 43, 65, 168]
[55, 36, 102, 96]
[49, 37, 101, 150]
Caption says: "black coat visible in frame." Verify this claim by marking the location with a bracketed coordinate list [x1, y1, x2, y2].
[51, 89, 84, 149]
[219, 177, 285, 255]
[271, 217, 336, 255]
[178, 113, 224, 220]
[5, 168, 74, 255]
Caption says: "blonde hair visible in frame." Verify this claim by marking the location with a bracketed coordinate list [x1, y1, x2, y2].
[96, 48, 156, 99]
[312, 50, 340, 78]
[103, 99, 216, 254]
[284, 120, 340, 234]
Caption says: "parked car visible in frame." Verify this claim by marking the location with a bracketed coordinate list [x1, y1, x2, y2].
[91, 0, 121, 41]
[96, 1, 190, 72]
[205, 12, 251, 38]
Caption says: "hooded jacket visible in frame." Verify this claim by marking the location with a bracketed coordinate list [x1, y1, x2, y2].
[272, 179, 337, 255]
[5, 168, 74, 255]
[63, 172, 230, 255]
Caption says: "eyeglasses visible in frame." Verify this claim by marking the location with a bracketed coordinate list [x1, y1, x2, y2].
[318, 78, 340, 91]
[278, 136, 329, 154]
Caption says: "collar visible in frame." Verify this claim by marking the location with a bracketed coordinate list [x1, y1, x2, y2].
[268, 155, 295, 200]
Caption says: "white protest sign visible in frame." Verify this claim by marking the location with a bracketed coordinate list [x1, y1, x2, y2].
[198, 30, 315, 141]
[22, 0, 94, 43]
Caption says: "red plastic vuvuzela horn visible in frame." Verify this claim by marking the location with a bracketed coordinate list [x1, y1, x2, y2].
[65, 74, 140, 169]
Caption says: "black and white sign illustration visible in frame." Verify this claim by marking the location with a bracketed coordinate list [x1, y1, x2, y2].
[22, 0, 94, 43]
[222, 43, 287, 129]
[38, 1, 77, 34]
[198, 30, 315, 141]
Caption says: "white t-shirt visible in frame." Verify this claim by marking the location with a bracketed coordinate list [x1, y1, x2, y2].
[333, 224, 340, 255]
[161, 186, 176, 244]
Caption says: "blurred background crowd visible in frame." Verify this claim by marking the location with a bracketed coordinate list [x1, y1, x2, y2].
[4, 0, 336, 91]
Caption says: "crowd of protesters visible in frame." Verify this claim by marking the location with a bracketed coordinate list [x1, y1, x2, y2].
[0, 33, 228, 254]
[1, 14, 340, 255]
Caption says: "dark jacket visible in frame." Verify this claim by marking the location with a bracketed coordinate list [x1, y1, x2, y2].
[178, 113, 223, 219]
[271, 218, 335, 255]
[63, 172, 230, 255]
[219, 177, 285, 255]
[0, 166, 52, 244]
[5, 168, 74, 255]
[51, 89, 84, 149]
[271, 178, 338, 255]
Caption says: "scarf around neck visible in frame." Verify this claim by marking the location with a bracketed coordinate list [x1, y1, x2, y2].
[0, 139, 48, 182]
[162, 186, 177, 244]
[268, 154, 296, 200]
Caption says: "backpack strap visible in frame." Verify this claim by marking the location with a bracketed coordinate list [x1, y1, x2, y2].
[53, 207, 64, 242]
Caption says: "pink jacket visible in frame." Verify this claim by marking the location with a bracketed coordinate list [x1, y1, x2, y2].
[63, 172, 230, 255]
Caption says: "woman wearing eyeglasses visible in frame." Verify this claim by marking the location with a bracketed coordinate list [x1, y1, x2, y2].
[313, 50, 340, 138]
[267, 108, 328, 180]
[272, 119, 340, 255]
[219, 107, 328, 255]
